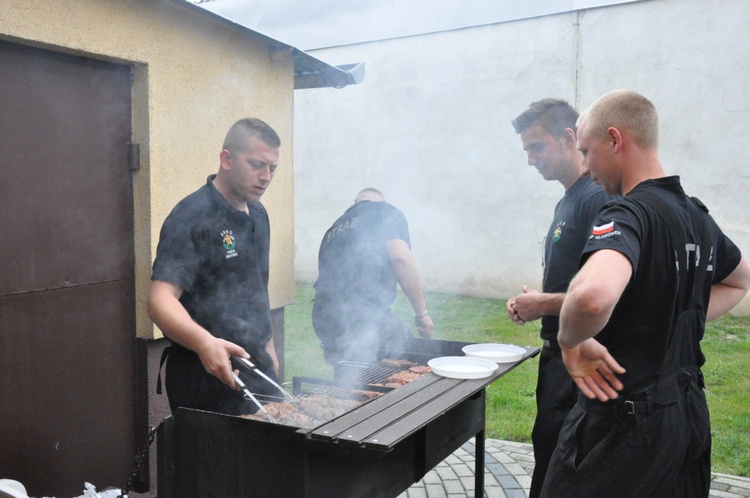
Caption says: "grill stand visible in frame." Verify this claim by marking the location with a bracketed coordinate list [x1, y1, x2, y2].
[157, 345, 540, 497]
[476, 427, 485, 497]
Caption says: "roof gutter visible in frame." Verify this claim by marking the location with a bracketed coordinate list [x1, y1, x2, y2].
[170, 0, 365, 90]
[270, 47, 365, 90]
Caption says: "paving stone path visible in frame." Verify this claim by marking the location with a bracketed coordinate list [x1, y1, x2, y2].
[398, 439, 750, 498]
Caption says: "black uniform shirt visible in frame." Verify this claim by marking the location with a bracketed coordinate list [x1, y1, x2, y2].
[541, 177, 612, 341]
[314, 200, 410, 308]
[151, 175, 272, 349]
[580, 176, 741, 389]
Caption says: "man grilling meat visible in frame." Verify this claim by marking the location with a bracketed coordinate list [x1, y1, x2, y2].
[147, 118, 283, 415]
[312, 188, 433, 378]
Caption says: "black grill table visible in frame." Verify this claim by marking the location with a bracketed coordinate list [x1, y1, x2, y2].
[157, 342, 539, 498]
[307, 346, 539, 497]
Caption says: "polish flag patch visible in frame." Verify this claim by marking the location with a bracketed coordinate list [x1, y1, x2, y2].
[592, 221, 615, 236]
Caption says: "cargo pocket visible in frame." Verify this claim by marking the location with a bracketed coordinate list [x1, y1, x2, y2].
[573, 409, 623, 468]
[685, 373, 711, 462]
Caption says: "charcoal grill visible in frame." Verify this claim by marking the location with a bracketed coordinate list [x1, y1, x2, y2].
[157, 338, 539, 498]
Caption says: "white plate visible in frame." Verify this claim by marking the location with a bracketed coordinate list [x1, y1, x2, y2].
[0, 479, 29, 498]
[427, 356, 498, 379]
[462, 343, 526, 363]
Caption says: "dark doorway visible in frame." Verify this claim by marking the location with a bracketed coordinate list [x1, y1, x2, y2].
[0, 40, 136, 497]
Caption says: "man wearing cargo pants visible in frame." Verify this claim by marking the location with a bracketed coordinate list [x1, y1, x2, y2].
[312, 188, 434, 378]
[506, 98, 613, 498]
[542, 90, 750, 497]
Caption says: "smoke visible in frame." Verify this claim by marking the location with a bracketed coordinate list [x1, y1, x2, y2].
[311, 198, 415, 371]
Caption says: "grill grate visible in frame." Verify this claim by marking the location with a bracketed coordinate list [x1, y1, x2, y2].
[335, 360, 403, 384]
[248, 361, 404, 408]
[292, 375, 394, 400]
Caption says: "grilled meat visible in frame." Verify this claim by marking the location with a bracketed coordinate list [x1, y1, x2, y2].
[241, 394, 363, 428]
[408, 365, 432, 374]
[380, 358, 418, 369]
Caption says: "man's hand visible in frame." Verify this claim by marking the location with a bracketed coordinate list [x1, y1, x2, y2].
[560, 338, 626, 401]
[507, 286, 552, 324]
[415, 314, 434, 338]
[148, 280, 251, 390]
[194, 336, 249, 390]
[506, 295, 526, 325]
[515, 286, 543, 322]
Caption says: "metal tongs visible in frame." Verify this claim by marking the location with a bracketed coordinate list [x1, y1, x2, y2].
[232, 355, 299, 403]
[231, 371, 279, 424]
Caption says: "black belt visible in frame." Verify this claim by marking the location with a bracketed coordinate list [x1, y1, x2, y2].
[618, 398, 678, 416]
[616, 371, 695, 416]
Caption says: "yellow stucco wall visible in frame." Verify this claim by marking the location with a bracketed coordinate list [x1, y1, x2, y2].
[1, 0, 297, 339]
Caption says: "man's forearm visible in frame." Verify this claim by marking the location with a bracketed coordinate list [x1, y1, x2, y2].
[536, 292, 566, 316]
[558, 294, 613, 347]
[147, 282, 214, 353]
[387, 240, 428, 314]
[557, 250, 632, 347]
[707, 257, 750, 321]
[509, 288, 565, 323]
[396, 267, 427, 314]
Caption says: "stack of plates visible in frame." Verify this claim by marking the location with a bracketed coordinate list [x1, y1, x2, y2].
[427, 344, 527, 379]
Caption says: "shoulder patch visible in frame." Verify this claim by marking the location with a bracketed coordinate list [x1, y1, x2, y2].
[592, 221, 615, 236]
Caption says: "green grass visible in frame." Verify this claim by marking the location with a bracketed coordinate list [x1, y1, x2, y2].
[283, 282, 750, 476]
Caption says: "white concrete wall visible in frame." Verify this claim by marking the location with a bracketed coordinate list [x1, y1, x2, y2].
[293, 0, 750, 312]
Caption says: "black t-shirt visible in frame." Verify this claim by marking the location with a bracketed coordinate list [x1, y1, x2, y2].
[580, 176, 742, 390]
[541, 177, 612, 340]
[151, 175, 272, 349]
[314, 200, 410, 308]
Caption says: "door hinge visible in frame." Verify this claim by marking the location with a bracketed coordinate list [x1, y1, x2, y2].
[128, 143, 141, 171]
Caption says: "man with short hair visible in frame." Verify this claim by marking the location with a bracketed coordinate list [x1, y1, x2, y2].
[312, 188, 433, 378]
[148, 117, 283, 415]
[507, 98, 613, 498]
[542, 90, 750, 497]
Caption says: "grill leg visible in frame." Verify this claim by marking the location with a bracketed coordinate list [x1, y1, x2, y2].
[475, 428, 484, 498]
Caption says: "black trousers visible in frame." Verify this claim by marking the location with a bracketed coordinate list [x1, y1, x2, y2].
[529, 345, 578, 498]
[540, 373, 711, 498]
[312, 297, 413, 375]
[164, 344, 281, 416]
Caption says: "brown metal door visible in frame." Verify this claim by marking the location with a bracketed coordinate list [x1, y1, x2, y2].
[0, 40, 135, 497]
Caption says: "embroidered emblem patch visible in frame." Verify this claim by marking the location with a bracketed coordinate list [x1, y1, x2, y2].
[222, 231, 236, 250]
[552, 226, 562, 243]
[221, 230, 238, 259]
